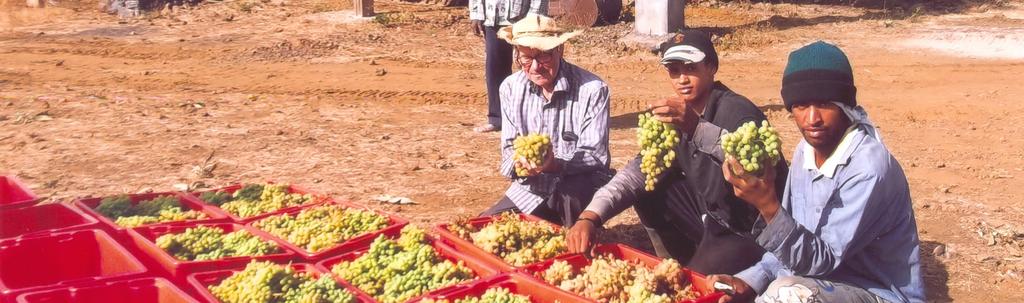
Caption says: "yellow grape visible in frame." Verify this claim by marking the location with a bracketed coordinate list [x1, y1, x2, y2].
[539, 256, 699, 303]
[721, 120, 782, 175]
[512, 134, 551, 176]
[637, 112, 679, 191]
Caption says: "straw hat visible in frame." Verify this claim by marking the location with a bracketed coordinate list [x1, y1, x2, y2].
[498, 13, 583, 51]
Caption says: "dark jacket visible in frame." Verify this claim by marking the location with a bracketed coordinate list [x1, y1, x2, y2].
[636, 81, 789, 274]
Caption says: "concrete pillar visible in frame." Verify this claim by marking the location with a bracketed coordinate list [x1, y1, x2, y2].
[354, 0, 373, 17]
[634, 0, 684, 36]
[618, 0, 684, 50]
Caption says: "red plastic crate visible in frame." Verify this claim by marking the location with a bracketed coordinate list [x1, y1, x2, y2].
[0, 229, 148, 296]
[315, 238, 501, 302]
[0, 203, 102, 240]
[187, 184, 329, 224]
[521, 243, 724, 303]
[0, 175, 38, 210]
[74, 192, 229, 232]
[434, 213, 571, 272]
[413, 273, 583, 303]
[187, 263, 374, 303]
[127, 222, 297, 280]
[14, 277, 200, 303]
[248, 200, 410, 262]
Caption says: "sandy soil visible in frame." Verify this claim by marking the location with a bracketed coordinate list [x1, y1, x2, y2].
[2, 0, 1023, 301]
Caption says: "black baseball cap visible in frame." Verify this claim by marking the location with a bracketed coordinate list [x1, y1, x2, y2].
[659, 29, 718, 67]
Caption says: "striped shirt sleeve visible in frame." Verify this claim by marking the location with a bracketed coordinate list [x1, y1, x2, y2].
[498, 78, 518, 179]
[557, 83, 611, 176]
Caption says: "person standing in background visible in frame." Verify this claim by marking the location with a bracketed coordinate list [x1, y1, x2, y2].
[469, 0, 548, 133]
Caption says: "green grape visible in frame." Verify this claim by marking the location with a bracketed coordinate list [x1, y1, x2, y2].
[422, 287, 531, 303]
[636, 112, 679, 191]
[97, 195, 208, 227]
[199, 190, 232, 206]
[219, 183, 314, 218]
[466, 212, 566, 266]
[542, 258, 574, 286]
[254, 205, 390, 252]
[721, 120, 782, 175]
[155, 226, 280, 261]
[331, 227, 475, 303]
[115, 208, 208, 227]
[446, 217, 475, 240]
[233, 183, 265, 201]
[210, 261, 356, 303]
[132, 196, 182, 216]
[95, 195, 132, 218]
[512, 133, 551, 176]
[539, 256, 699, 303]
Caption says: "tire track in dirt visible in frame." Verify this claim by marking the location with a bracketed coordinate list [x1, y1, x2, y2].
[311, 89, 487, 106]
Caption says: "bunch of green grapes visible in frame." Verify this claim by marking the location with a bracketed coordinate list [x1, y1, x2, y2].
[512, 134, 551, 176]
[254, 205, 390, 252]
[721, 120, 782, 175]
[421, 287, 531, 303]
[540, 256, 697, 303]
[209, 261, 356, 303]
[217, 184, 314, 218]
[95, 195, 209, 227]
[331, 227, 475, 303]
[199, 190, 233, 206]
[466, 212, 566, 266]
[197, 183, 262, 207]
[154, 226, 280, 261]
[637, 112, 679, 191]
[116, 208, 208, 227]
[446, 217, 475, 240]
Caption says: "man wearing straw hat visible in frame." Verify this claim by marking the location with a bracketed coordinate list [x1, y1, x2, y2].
[469, 0, 547, 133]
[480, 14, 613, 227]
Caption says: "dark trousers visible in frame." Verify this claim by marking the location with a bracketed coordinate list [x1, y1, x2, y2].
[634, 178, 765, 276]
[484, 25, 514, 127]
[481, 173, 608, 228]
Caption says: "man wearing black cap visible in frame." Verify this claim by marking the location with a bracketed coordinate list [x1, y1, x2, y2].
[566, 30, 788, 277]
[710, 41, 924, 303]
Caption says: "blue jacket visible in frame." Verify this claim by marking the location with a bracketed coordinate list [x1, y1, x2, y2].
[737, 128, 925, 303]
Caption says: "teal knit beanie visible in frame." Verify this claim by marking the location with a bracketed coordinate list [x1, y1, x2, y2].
[782, 41, 857, 110]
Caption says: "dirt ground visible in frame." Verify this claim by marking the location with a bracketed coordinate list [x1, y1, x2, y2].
[2, 0, 1024, 301]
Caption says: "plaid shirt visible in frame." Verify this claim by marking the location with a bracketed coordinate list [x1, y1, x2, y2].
[499, 60, 611, 213]
[469, 0, 547, 26]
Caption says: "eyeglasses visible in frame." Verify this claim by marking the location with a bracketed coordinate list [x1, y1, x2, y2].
[516, 50, 557, 68]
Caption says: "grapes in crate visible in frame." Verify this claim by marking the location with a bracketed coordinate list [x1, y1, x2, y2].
[331, 227, 475, 303]
[512, 134, 551, 176]
[721, 120, 782, 175]
[637, 112, 679, 191]
[421, 287, 531, 303]
[201, 183, 315, 218]
[155, 226, 281, 261]
[95, 195, 208, 227]
[540, 255, 699, 303]
[447, 212, 567, 266]
[254, 205, 390, 252]
[209, 260, 356, 303]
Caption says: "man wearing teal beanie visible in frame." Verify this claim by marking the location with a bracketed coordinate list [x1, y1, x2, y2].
[710, 41, 925, 303]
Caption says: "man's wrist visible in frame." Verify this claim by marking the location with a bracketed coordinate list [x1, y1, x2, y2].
[758, 201, 780, 224]
[577, 216, 600, 227]
[577, 211, 603, 226]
